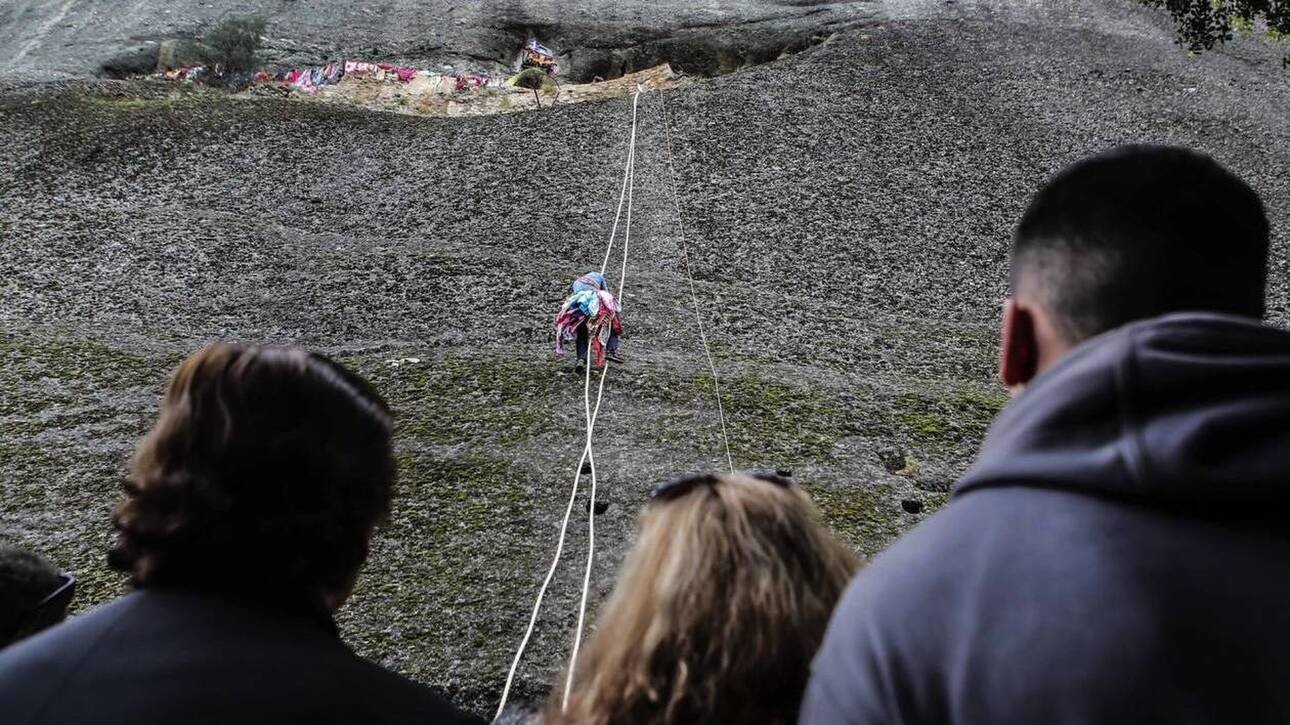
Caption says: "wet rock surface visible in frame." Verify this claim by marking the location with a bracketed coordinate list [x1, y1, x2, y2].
[3, 0, 1290, 717]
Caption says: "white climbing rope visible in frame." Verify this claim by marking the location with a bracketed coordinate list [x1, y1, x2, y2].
[495, 86, 642, 721]
[564, 85, 640, 709]
[601, 88, 642, 274]
[659, 89, 736, 474]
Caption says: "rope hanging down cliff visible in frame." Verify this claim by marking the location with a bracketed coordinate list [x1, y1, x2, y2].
[496, 82, 737, 719]
[496, 86, 641, 720]
[658, 87, 735, 475]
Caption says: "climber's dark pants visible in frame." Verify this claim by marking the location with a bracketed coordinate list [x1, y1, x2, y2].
[576, 324, 620, 362]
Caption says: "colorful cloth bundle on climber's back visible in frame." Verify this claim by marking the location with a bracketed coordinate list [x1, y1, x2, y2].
[555, 272, 623, 368]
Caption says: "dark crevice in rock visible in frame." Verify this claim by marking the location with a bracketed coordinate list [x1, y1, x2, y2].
[97, 4, 875, 83]
[567, 32, 834, 83]
[487, 19, 860, 82]
[99, 46, 160, 79]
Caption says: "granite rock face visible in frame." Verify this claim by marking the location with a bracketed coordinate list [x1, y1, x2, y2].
[2, 0, 1289, 718]
[0, 0, 877, 80]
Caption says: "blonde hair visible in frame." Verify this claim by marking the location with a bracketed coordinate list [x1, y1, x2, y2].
[548, 474, 860, 724]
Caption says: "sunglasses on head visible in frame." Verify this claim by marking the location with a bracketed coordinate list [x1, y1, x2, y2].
[3, 572, 75, 644]
[650, 470, 795, 502]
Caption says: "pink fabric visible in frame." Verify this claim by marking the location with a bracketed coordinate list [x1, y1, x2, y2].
[554, 289, 623, 367]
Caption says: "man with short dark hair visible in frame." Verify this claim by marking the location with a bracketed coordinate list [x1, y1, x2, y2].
[801, 145, 1290, 724]
[0, 544, 74, 649]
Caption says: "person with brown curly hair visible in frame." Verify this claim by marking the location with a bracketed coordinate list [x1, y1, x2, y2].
[543, 472, 860, 725]
[0, 343, 479, 725]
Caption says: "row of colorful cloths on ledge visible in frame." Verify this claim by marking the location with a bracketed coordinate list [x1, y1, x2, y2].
[264, 60, 498, 93]
[162, 65, 212, 82]
[160, 60, 498, 94]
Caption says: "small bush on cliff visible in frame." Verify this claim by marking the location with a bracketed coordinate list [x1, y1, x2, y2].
[1139, 0, 1289, 67]
[201, 16, 266, 73]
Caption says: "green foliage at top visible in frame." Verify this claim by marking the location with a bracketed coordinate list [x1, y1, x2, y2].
[512, 67, 556, 90]
[1139, 0, 1290, 66]
[201, 16, 266, 73]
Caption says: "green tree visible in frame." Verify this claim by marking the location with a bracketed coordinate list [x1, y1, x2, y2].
[1138, 1, 1289, 66]
[511, 67, 560, 108]
[201, 16, 266, 73]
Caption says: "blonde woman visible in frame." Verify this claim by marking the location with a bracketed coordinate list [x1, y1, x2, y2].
[547, 472, 860, 725]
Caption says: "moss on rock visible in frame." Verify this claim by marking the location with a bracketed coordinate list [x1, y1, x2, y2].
[345, 354, 563, 446]
[893, 386, 1008, 452]
[803, 483, 905, 557]
[717, 372, 848, 464]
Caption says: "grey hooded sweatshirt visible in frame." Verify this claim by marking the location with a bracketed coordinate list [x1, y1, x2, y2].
[800, 312, 1290, 725]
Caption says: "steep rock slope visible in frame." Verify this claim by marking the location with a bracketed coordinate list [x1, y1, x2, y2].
[2, 0, 1288, 716]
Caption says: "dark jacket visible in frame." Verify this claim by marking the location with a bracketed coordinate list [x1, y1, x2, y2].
[801, 312, 1290, 724]
[0, 588, 481, 725]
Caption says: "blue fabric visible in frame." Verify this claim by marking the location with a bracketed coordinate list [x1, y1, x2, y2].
[572, 272, 606, 294]
[565, 289, 600, 319]
[527, 39, 556, 57]
[802, 313, 1290, 725]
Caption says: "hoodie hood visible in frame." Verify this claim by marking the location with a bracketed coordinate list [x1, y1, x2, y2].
[956, 312, 1290, 509]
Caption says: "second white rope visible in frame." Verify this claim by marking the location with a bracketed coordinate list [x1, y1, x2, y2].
[659, 89, 736, 474]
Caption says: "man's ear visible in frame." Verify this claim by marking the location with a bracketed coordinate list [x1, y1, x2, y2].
[1000, 297, 1039, 389]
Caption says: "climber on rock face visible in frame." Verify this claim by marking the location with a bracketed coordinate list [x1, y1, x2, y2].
[555, 271, 623, 371]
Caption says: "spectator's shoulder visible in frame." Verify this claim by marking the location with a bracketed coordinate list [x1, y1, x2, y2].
[855, 484, 1115, 614]
[0, 591, 141, 668]
[335, 650, 484, 724]
[803, 492, 1021, 724]
[852, 492, 1008, 610]
[0, 593, 142, 722]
